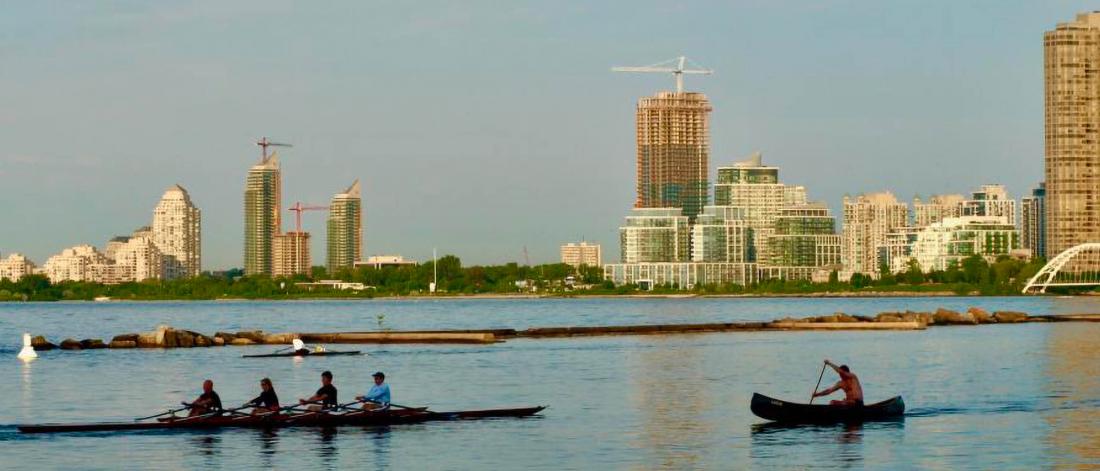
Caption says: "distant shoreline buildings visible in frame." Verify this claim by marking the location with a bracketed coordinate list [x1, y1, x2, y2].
[243, 139, 364, 278]
[604, 56, 1032, 289]
[10, 12, 1100, 286]
[2, 185, 203, 285]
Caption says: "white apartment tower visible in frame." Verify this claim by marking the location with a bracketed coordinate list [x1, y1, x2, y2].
[43, 245, 110, 283]
[912, 194, 965, 228]
[152, 184, 202, 278]
[842, 192, 909, 276]
[0, 253, 36, 281]
[113, 236, 166, 282]
[560, 242, 602, 268]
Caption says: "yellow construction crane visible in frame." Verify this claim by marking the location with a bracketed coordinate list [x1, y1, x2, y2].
[611, 56, 713, 93]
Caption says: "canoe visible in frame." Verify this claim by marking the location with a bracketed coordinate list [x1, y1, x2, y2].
[750, 393, 904, 423]
[242, 350, 363, 358]
[17, 406, 546, 434]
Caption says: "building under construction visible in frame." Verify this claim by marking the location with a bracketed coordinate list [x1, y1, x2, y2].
[273, 231, 311, 277]
[634, 91, 712, 219]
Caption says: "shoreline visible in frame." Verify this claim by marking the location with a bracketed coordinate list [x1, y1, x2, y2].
[2, 291, 1079, 303]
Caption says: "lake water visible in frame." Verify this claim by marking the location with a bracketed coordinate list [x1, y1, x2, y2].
[1, 297, 1098, 469]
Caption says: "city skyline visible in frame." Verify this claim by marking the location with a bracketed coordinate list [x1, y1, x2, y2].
[1, 2, 1093, 269]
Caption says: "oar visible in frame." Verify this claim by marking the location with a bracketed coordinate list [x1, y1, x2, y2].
[134, 404, 192, 421]
[168, 403, 256, 424]
[360, 399, 427, 411]
[809, 361, 827, 404]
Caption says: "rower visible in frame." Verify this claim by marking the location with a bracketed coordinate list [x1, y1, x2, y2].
[292, 338, 309, 356]
[246, 377, 281, 415]
[300, 370, 338, 411]
[812, 359, 864, 406]
[356, 371, 391, 410]
[188, 379, 223, 416]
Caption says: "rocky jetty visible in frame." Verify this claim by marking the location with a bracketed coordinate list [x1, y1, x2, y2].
[19, 310, 1100, 353]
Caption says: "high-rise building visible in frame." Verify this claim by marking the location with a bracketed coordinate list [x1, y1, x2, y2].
[560, 242, 602, 268]
[113, 236, 165, 282]
[691, 206, 752, 263]
[619, 208, 691, 263]
[43, 245, 110, 283]
[0, 253, 36, 282]
[634, 91, 712, 219]
[244, 153, 282, 276]
[104, 236, 130, 261]
[961, 184, 1016, 225]
[1022, 183, 1047, 259]
[274, 232, 312, 277]
[713, 152, 807, 263]
[327, 180, 362, 273]
[911, 216, 1019, 272]
[842, 192, 909, 276]
[1045, 13, 1100, 258]
[768, 204, 841, 269]
[913, 194, 965, 228]
[152, 184, 201, 279]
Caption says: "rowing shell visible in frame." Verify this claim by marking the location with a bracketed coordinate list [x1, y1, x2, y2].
[241, 350, 363, 358]
[17, 406, 547, 434]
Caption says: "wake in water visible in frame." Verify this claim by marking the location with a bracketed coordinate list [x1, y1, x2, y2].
[906, 397, 1100, 418]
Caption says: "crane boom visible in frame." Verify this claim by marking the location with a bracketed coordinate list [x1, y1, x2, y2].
[612, 56, 713, 93]
[257, 136, 293, 160]
[288, 202, 329, 233]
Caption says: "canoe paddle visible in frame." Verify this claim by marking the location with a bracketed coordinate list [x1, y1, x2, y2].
[809, 361, 827, 404]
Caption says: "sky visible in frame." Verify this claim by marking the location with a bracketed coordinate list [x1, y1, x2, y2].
[0, 1, 1095, 269]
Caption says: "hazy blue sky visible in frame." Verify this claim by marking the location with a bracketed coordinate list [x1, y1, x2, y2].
[1, 1, 1094, 269]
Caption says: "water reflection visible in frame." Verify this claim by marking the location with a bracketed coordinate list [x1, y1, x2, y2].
[188, 434, 222, 468]
[318, 427, 338, 468]
[1043, 323, 1100, 466]
[750, 420, 903, 469]
[628, 337, 712, 470]
[21, 359, 33, 412]
[365, 426, 393, 469]
[256, 428, 280, 469]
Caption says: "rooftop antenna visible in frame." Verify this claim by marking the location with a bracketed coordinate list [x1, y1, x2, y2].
[612, 56, 713, 93]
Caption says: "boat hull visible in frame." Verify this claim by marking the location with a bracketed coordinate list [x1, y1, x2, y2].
[241, 351, 363, 358]
[750, 393, 904, 423]
[18, 406, 546, 434]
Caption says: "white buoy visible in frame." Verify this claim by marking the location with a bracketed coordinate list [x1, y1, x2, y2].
[18, 333, 37, 360]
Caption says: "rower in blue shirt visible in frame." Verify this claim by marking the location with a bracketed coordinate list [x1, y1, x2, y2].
[356, 371, 391, 410]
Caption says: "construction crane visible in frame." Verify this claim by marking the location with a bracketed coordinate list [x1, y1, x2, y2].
[288, 202, 328, 233]
[257, 136, 292, 161]
[611, 56, 713, 93]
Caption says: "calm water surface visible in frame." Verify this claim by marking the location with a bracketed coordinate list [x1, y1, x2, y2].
[1, 297, 1098, 470]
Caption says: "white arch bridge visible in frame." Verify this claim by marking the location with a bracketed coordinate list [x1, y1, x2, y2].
[1023, 243, 1100, 294]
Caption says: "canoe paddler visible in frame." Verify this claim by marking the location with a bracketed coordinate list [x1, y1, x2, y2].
[356, 371, 391, 410]
[246, 378, 281, 415]
[812, 359, 864, 406]
[188, 379, 223, 416]
[300, 370, 338, 411]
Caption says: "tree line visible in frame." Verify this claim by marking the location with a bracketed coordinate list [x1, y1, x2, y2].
[0, 254, 1066, 302]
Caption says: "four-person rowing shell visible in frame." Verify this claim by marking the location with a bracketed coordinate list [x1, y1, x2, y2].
[184, 370, 392, 416]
